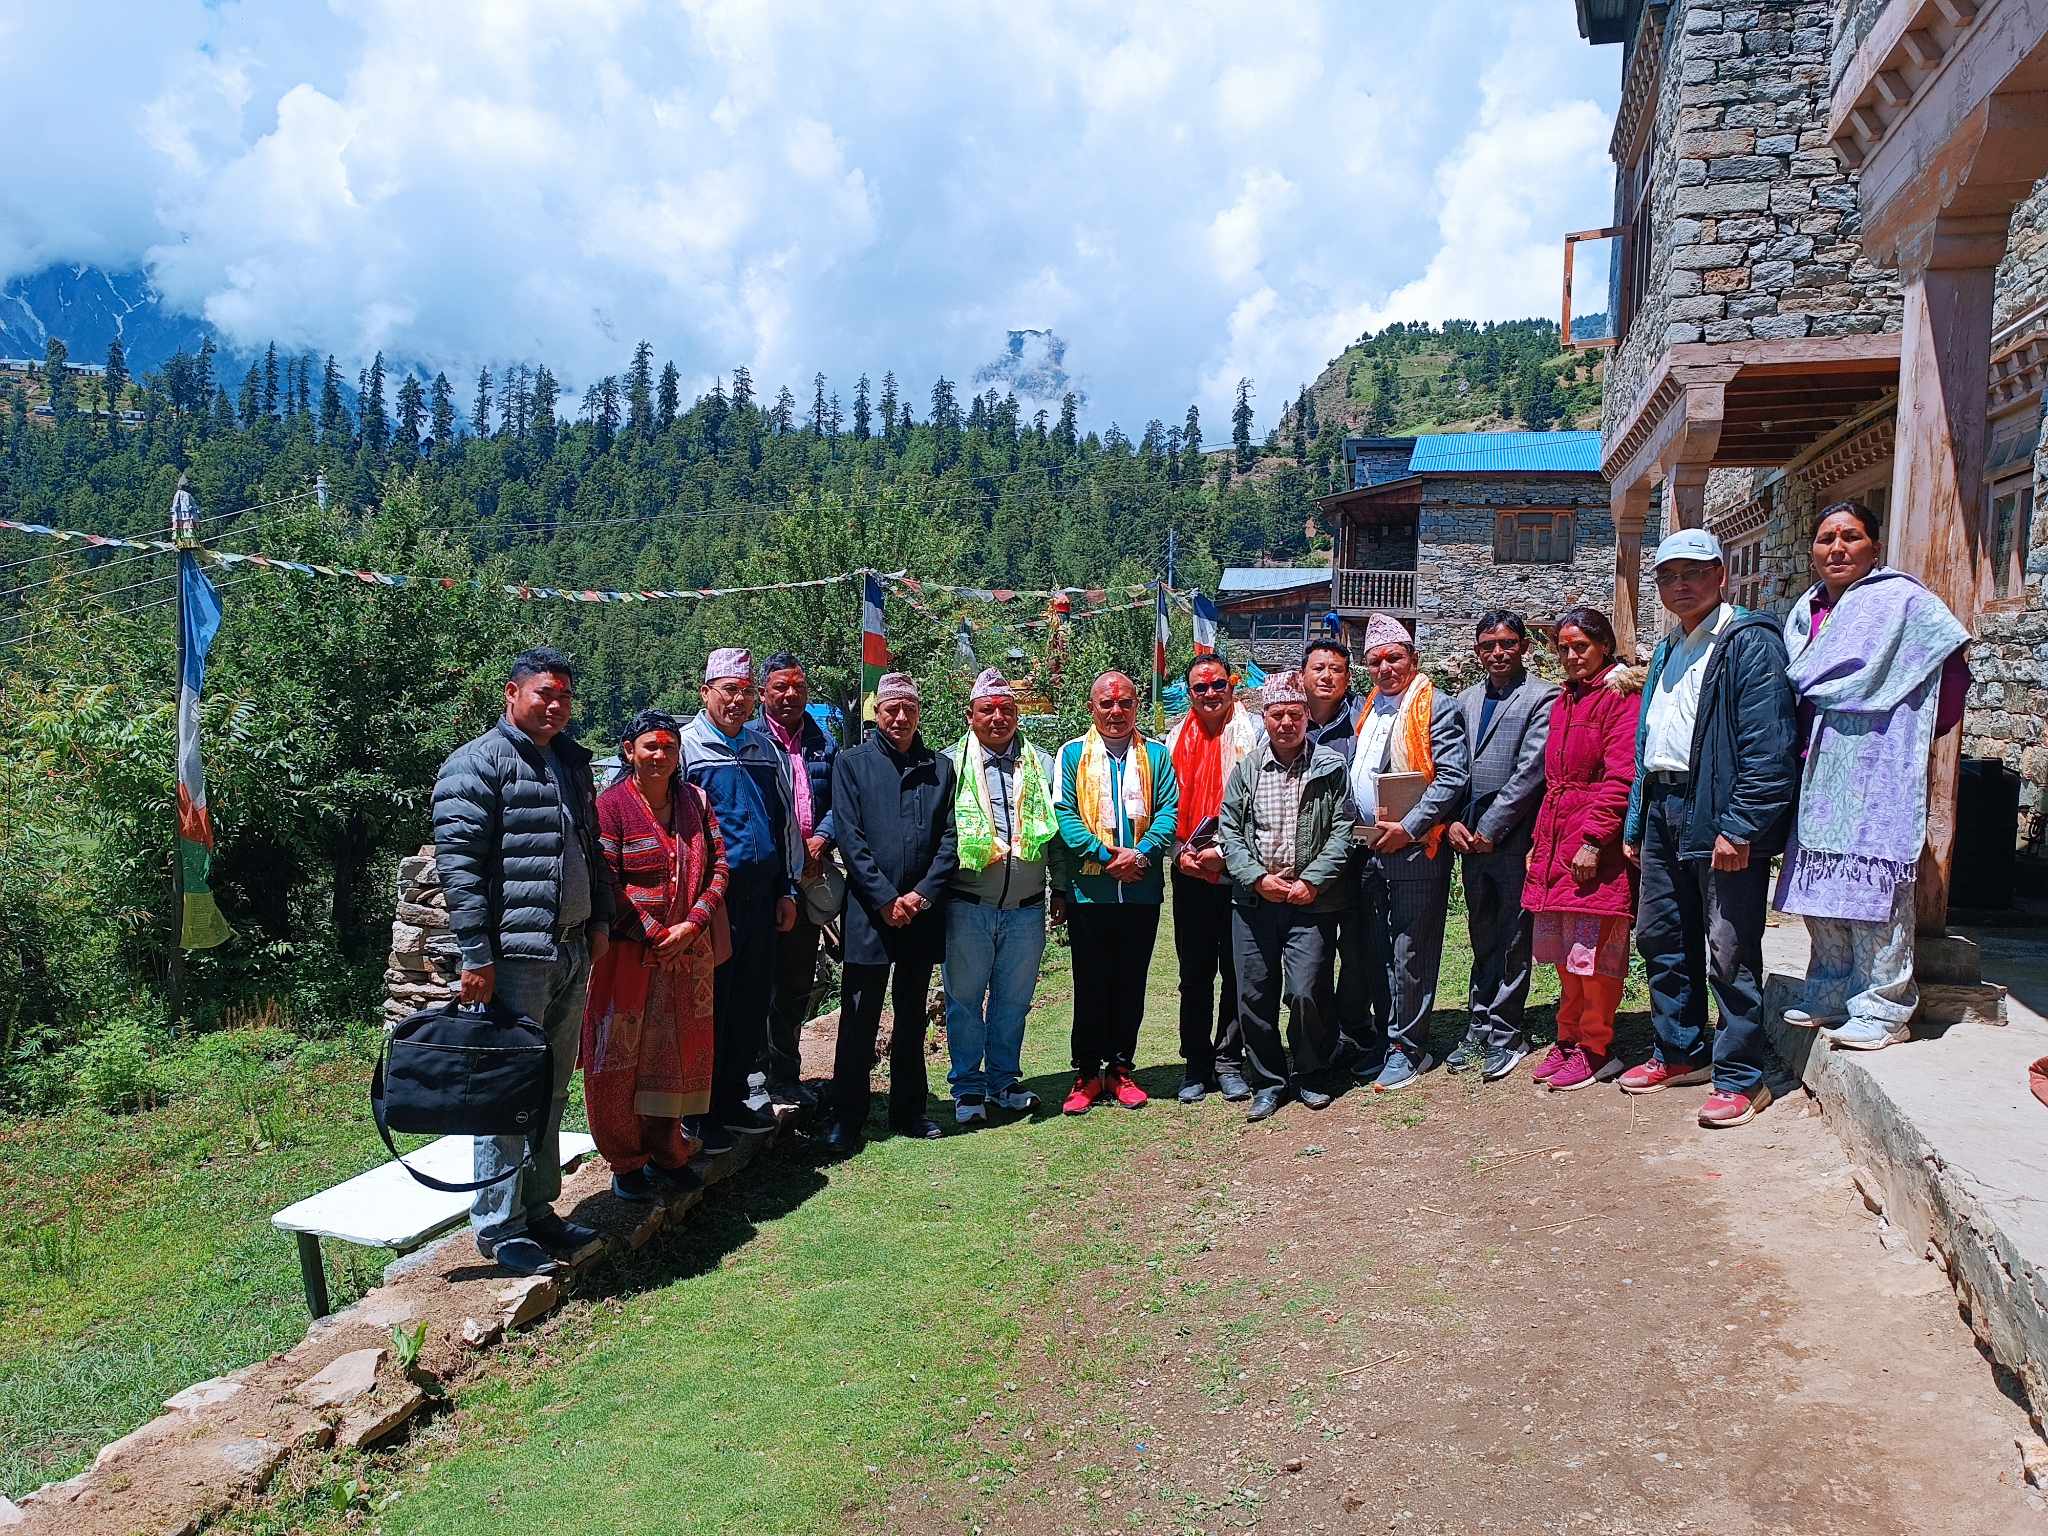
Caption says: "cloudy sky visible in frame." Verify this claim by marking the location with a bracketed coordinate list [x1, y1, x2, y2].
[0, 0, 1619, 432]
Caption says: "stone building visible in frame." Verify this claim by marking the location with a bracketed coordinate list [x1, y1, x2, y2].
[1569, 0, 2048, 879]
[1215, 566, 1334, 669]
[1319, 431, 1649, 655]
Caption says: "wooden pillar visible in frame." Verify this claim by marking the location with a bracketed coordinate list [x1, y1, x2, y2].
[1667, 463, 1710, 531]
[1887, 253, 1997, 934]
[1611, 479, 1653, 662]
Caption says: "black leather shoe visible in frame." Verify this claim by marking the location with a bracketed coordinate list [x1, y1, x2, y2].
[479, 1235, 559, 1276]
[655, 1162, 704, 1195]
[1246, 1087, 1287, 1123]
[819, 1120, 864, 1157]
[691, 1119, 735, 1157]
[1216, 1069, 1253, 1102]
[893, 1117, 944, 1141]
[611, 1166, 660, 1203]
[529, 1212, 600, 1257]
[1176, 1078, 1208, 1104]
[1297, 1082, 1334, 1110]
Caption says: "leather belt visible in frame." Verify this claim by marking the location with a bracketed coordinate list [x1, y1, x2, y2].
[1648, 770, 1690, 787]
[950, 891, 1044, 909]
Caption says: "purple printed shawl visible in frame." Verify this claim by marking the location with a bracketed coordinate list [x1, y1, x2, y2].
[1775, 567, 1969, 921]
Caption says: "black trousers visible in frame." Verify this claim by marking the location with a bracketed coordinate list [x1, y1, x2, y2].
[1636, 781, 1772, 1095]
[1231, 901, 1339, 1092]
[1067, 902, 1161, 1076]
[832, 959, 936, 1129]
[1171, 869, 1243, 1081]
[1461, 846, 1536, 1052]
[765, 914, 825, 1085]
[1346, 858, 1452, 1065]
[711, 864, 782, 1119]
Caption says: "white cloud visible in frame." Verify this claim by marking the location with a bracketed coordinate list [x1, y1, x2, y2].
[0, 0, 1617, 431]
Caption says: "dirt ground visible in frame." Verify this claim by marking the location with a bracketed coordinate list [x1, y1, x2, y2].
[907, 1068, 2046, 1536]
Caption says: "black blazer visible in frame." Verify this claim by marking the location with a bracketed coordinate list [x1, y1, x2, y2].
[829, 734, 959, 967]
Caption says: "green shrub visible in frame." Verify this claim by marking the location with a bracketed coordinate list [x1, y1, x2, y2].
[72, 1015, 163, 1114]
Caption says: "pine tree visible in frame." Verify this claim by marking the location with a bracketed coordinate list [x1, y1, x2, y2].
[238, 362, 262, 427]
[295, 354, 313, 418]
[852, 373, 871, 440]
[394, 374, 426, 457]
[261, 342, 281, 418]
[1182, 404, 1203, 479]
[626, 341, 655, 437]
[471, 367, 493, 439]
[1231, 377, 1255, 470]
[532, 366, 560, 457]
[429, 372, 457, 452]
[596, 375, 623, 449]
[730, 365, 755, 411]
[657, 361, 679, 430]
[195, 338, 216, 403]
[827, 391, 844, 439]
[359, 352, 389, 455]
[771, 385, 796, 435]
[1054, 391, 1079, 451]
[320, 355, 346, 441]
[1302, 390, 1318, 440]
[878, 370, 898, 436]
[499, 364, 528, 439]
[810, 371, 828, 437]
[1291, 386, 1309, 462]
[42, 338, 74, 420]
[103, 337, 128, 434]
[212, 385, 236, 434]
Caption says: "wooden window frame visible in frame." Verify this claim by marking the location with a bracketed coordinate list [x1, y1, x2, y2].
[1984, 471, 2034, 609]
[1493, 509, 1577, 566]
[1562, 227, 1623, 351]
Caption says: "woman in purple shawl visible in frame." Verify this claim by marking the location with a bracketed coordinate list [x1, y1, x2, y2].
[1775, 501, 1969, 1051]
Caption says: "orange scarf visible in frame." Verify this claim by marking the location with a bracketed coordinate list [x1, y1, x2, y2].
[1168, 705, 1259, 836]
[1360, 676, 1445, 858]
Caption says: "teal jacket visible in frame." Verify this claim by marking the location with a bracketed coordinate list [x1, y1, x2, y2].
[1052, 736, 1179, 904]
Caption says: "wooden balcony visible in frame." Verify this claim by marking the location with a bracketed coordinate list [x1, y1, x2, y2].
[1333, 567, 1416, 613]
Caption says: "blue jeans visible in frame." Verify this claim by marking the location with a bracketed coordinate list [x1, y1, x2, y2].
[942, 901, 1047, 1100]
[471, 939, 589, 1247]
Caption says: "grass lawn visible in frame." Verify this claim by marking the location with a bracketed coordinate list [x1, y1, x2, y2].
[0, 886, 1639, 1519]
[0, 1023, 589, 1497]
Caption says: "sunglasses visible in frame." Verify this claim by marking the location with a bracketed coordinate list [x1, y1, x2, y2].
[1190, 679, 1232, 695]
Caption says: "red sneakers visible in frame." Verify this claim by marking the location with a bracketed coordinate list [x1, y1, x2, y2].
[1530, 1044, 1568, 1084]
[1699, 1084, 1772, 1128]
[1617, 1057, 1712, 1095]
[1545, 1046, 1609, 1092]
[1105, 1066, 1149, 1109]
[1062, 1074, 1104, 1115]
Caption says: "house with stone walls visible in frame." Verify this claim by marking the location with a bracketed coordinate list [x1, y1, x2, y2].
[1318, 431, 1647, 656]
[1566, 0, 2048, 895]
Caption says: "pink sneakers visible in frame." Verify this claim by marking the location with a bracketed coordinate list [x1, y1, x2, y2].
[1530, 1044, 1568, 1084]
[1105, 1066, 1149, 1109]
[1698, 1084, 1772, 1128]
[1617, 1057, 1712, 1095]
[1544, 1046, 1609, 1092]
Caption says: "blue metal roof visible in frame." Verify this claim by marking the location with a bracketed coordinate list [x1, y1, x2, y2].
[1218, 566, 1331, 594]
[1406, 431, 1603, 475]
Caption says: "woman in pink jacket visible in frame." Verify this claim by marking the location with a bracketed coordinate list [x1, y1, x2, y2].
[1523, 606, 1643, 1091]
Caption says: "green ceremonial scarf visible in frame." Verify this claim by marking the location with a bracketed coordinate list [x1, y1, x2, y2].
[953, 732, 1057, 871]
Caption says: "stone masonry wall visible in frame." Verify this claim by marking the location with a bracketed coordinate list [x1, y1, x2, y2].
[384, 848, 461, 1028]
[1410, 474, 1660, 655]
[1604, 0, 1903, 442]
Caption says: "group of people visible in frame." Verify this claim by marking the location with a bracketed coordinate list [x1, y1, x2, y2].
[429, 501, 1968, 1277]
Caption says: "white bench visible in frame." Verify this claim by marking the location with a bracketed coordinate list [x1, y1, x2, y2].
[272, 1133, 595, 1316]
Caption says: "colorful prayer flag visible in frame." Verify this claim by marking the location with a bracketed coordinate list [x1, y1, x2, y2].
[176, 553, 231, 950]
[1191, 591, 1220, 656]
[861, 572, 889, 727]
[1152, 583, 1170, 732]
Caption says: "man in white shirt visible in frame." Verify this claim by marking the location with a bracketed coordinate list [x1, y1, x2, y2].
[1620, 529, 1798, 1130]
[1343, 613, 1469, 1093]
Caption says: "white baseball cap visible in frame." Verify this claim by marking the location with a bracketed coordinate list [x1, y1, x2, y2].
[1653, 527, 1725, 567]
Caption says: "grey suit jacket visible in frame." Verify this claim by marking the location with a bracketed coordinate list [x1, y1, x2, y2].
[1360, 689, 1471, 881]
[1455, 672, 1558, 854]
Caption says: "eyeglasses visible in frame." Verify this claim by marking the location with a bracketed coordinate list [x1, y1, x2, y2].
[1190, 680, 1232, 695]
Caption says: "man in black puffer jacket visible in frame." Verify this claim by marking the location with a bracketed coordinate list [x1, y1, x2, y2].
[1620, 531, 1797, 1131]
[432, 646, 616, 1275]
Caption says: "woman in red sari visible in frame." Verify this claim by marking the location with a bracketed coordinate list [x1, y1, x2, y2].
[584, 710, 729, 1201]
